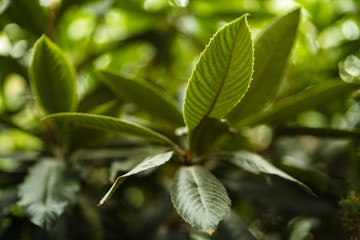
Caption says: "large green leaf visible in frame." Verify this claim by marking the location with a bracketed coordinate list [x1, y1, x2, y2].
[214, 151, 314, 195]
[18, 159, 80, 231]
[227, 9, 301, 124]
[43, 112, 176, 147]
[97, 70, 184, 126]
[171, 166, 231, 233]
[183, 15, 254, 149]
[98, 151, 173, 205]
[29, 35, 77, 114]
[234, 81, 358, 129]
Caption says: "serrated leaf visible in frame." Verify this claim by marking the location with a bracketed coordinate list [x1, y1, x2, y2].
[234, 81, 357, 129]
[97, 70, 184, 126]
[171, 166, 231, 232]
[183, 15, 254, 148]
[98, 151, 173, 205]
[29, 35, 77, 114]
[18, 159, 80, 231]
[227, 9, 301, 124]
[43, 112, 176, 146]
[215, 151, 314, 196]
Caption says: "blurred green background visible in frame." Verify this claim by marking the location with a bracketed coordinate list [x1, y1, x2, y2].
[0, 0, 360, 239]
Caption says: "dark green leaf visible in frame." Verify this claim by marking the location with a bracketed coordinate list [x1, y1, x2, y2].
[183, 15, 254, 149]
[214, 211, 257, 240]
[97, 70, 184, 126]
[98, 151, 173, 205]
[43, 112, 176, 146]
[234, 81, 357, 129]
[227, 9, 301, 124]
[171, 166, 231, 233]
[29, 35, 78, 114]
[18, 159, 80, 231]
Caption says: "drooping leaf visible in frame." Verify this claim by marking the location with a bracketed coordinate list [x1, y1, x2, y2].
[69, 100, 123, 150]
[234, 81, 358, 129]
[227, 9, 301, 124]
[98, 151, 173, 205]
[97, 70, 184, 126]
[214, 151, 314, 195]
[18, 159, 80, 231]
[171, 166, 231, 233]
[43, 112, 176, 147]
[183, 15, 254, 149]
[29, 35, 77, 114]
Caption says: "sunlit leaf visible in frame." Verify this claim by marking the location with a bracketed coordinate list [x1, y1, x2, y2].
[98, 151, 173, 205]
[43, 112, 175, 146]
[234, 81, 358, 129]
[171, 166, 231, 232]
[183, 15, 254, 149]
[18, 159, 80, 231]
[214, 151, 315, 196]
[29, 35, 77, 114]
[227, 9, 301, 124]
[97, 70, 184, 126]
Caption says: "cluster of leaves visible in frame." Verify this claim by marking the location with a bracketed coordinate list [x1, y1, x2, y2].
[1, 0, 360, 239]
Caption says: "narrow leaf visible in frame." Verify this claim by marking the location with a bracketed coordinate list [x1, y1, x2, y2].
[98, 151, 173, 205]
[227, 9, 301, 124]
[183, 15, 254, 147]
[234, 81, 358, 129]
[43, 112, 176, 146]
[215, 151, 315, 196]
[18, 159, 80, 231]
[29, 35, 77, 114]
[171, 166, 231, 232]
[97, 70, 184, 126]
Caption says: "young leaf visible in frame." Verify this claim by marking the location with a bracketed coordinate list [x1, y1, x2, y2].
[43, 112, 177, 147]
[29, 35, 77, 114]
[183, 15, 254, 149]
[97, 70, 184, 126]
[214, 151, 314, 196]
[18, 159, 80, 231]
[234, 81, 357, 129]
[227, 9, 301, 124]
[98, 151, 173, 205]
[171, 166, 231, 233]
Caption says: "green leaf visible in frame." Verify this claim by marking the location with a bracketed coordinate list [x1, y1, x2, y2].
[98, 151, 173, 205]
[18, 159, 80, 231]
[227, 9, 301, 124]
[97, 70, 184, 126]
[29, 35, 77, 114]
[183, 15, 254, 149]
[214, 151, 315, 196]
[43, 112, 176, 146]
[234, 81, 358, 129]
[214, 211, 257, 240]
[171, 166, 231, 233]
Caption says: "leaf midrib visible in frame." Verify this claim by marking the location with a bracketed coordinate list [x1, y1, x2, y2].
[189, 167, 209, 225]
[190, 20, 244, 151]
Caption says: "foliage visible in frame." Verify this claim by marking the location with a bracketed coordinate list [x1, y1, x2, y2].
[0, 0, 360, 239]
